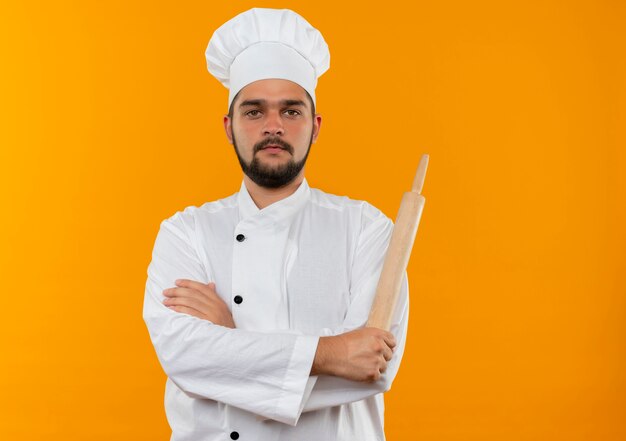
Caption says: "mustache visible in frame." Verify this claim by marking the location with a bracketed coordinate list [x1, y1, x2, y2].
[253, 137, 294, 154]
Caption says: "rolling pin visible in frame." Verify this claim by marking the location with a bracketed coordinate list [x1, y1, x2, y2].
[367, 154, 429, 331]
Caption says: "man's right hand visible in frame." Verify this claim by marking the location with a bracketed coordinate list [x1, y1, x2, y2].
[311, 328, 396, 382]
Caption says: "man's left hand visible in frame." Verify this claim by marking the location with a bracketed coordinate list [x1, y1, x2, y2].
[163, 280, 235, 328]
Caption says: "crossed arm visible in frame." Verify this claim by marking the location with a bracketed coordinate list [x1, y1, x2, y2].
[163, 279, 396, 382]
[143, 211, 408, 425]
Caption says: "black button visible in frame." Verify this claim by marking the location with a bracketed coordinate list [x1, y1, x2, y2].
[230, 432, 239, 440]
[236, 234, 245, 242]
[233, 295, 243, 305]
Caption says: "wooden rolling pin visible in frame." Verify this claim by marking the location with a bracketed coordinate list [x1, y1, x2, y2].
[367, 154, 429, 331]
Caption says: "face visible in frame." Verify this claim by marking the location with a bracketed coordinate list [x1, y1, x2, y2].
[224, 79, 322, 188]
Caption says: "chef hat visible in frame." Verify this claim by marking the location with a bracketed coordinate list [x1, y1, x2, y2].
[205, 8, 330, 108]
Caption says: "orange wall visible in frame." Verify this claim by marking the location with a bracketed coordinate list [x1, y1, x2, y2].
[1, 1, 624, 439]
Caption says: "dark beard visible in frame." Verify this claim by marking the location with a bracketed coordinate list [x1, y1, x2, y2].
[233, 135, 312, 189]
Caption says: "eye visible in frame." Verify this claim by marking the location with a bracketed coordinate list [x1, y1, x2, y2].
[284, 109, 301, 117]
[245, 109, 262, 118]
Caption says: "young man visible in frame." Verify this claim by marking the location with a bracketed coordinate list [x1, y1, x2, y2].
[143, 8, 409, 441]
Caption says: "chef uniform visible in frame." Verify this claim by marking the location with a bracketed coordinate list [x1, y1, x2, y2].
[143, 8, 409, 441]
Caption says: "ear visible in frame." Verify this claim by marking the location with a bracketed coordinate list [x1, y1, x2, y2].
[223, 115, 233, 144]
[311, 114, 322, 143]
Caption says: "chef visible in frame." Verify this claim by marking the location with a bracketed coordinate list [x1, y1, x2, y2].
[143, 8, 409, 441]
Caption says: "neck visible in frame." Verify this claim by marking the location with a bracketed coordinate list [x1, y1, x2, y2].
[243, 173, 305, 209]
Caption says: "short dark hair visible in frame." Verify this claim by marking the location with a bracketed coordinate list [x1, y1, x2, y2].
[227, 89, 316, 120]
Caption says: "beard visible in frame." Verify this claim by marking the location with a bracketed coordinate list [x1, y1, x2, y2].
[233, 134, 312, 189]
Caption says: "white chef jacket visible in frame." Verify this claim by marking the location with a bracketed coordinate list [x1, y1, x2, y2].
[143, 178, 409, 441]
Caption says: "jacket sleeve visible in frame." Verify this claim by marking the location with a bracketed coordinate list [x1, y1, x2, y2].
[142, 211, 319, 426]
[298, 210, 410, 414]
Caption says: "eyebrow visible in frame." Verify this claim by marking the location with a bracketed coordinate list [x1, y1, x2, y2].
[238, 99, 307, 108]
[281, 99, 306, 107]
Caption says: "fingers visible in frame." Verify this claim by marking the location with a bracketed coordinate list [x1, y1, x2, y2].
[174, 279, 218, 296]
[163, 280, 221, 305]
[372, 329, 394, 373]
[163, 287, 211, 308]
[364, 328, 396, 352]
[331, 328, 400, 383]
[164, 294, 208, 314]
[163, 281, 236, 328]
[167, 305, 205, 320]
[382, 344, 393, 362]
[362, 327, 396, 349]
[381, 331, 396, 350]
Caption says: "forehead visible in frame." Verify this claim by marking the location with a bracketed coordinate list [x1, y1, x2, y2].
[236, 79, 309, 106]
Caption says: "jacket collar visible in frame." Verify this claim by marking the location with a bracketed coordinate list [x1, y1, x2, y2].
[237, 178, 311, 227]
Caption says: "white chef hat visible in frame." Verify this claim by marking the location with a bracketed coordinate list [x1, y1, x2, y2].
[205, 8, 330, 109]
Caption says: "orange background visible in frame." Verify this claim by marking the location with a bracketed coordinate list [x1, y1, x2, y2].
[1, 1, 624, 439]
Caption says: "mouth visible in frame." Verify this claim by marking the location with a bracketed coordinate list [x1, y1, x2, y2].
[260, 146, 287, 155]
[256, 141, 292, 156]
[253, 138, 294, 155]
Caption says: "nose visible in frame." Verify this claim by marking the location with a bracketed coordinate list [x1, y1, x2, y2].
[262, 110, 284, 136]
